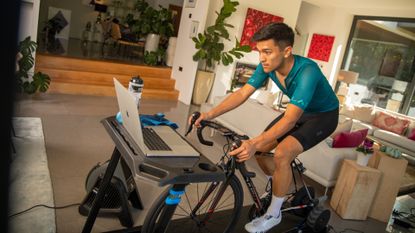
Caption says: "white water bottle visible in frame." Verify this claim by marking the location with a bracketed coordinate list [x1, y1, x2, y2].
[128, 76, 144, 108]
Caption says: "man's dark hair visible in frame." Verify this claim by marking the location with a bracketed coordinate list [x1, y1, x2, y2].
[252, 22, 294, 49]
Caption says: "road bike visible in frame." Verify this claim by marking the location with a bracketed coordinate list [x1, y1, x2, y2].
[141, 112, 331, 233]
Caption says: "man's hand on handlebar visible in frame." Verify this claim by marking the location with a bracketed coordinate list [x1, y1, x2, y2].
[229, 140, 257, 162]
[188, 112, 211, 128]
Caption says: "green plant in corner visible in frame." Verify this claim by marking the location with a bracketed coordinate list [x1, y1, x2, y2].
[192, 0, 251, 71]
[16, 36, 51, 94]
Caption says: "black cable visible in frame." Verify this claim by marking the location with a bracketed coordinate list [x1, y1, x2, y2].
[8, 203, 80, 218]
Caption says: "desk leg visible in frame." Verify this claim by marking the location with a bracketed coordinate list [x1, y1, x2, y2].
[82, 147, 121, 233]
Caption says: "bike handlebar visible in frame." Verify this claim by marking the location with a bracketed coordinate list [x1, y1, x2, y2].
[188, 111, 249, 146]
[186, 112, 255, 178]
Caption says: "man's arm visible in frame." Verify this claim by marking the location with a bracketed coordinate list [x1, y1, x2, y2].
[193, 84, 256, 126]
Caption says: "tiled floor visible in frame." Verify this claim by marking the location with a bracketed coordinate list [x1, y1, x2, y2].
[13, 93, 415, 232]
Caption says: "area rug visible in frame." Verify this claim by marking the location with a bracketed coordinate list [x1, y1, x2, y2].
[8, 117, 56, 233]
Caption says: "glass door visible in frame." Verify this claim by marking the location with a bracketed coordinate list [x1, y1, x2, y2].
[342, 16, 415, 116]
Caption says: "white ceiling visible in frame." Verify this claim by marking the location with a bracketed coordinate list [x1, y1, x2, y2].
[303, 0, 415, 14]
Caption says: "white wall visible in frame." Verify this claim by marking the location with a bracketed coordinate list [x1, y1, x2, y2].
[173, 0, 302, 104]
[19, 0, 41, 42]
[171, 0, 211, 104]
[295, 2, 354, 88]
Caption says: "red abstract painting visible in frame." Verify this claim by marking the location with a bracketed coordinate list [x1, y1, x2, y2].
[240, 8, 284, 50]
[307, 34, 335, 62]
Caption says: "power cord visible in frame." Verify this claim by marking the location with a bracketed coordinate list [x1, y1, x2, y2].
[9, 203, 80, 218]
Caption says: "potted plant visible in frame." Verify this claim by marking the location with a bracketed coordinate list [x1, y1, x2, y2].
[129, 0, 174, 53]
[355, 138, 374, 166]
[16, 36, 51, 95]
[191, 0, 251, 105]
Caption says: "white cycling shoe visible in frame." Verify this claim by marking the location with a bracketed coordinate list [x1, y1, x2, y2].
[244, 213, 281, 233]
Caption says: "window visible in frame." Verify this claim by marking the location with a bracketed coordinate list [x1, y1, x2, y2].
[342, 16, 415, 116]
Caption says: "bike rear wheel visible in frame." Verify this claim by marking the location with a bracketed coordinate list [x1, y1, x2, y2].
[142, 175, 243, 233]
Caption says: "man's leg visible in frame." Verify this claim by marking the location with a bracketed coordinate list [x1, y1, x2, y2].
[272, 135, 304, 197]
[245, 136, 303, 232]
[255, 141, 279, 176]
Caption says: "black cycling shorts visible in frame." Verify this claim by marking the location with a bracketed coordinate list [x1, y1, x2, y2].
[264, 108, 339, 151]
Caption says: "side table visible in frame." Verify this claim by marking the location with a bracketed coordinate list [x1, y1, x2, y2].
[367, 150, 408, 222]
[330, 159, 381, 220]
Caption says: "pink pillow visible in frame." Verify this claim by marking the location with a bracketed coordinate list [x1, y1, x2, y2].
[332, 128, 369, 148]
[409, 128, 415, 141]
[372, 112, 410, 135]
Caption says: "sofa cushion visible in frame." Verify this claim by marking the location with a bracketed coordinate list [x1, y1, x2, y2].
[353, 105, 376, 123]
[372, 111, 410, 135]
[351, 120, 375, 135]
[333, 128, 368, 148]
[339, 103, 355, 118]
[374, 129, 415, 152]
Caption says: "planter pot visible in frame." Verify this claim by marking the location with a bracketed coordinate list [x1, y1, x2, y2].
[166, 37, 177, 67]
[144, 34, 160, 53]
[356, 152, 373, 166]
[192, 70, 215, 105]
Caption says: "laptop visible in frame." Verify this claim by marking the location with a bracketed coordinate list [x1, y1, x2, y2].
[113, 78, 200, 157]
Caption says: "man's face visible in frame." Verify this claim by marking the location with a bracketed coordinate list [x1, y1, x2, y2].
[256, 39, 290, 73]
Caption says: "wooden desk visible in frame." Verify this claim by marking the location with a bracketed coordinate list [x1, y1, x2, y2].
[330, 159, 381, 220]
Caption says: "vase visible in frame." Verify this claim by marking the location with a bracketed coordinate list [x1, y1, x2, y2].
[356, 152, 373, 166]
[192, 70, 215, 105]
[144, 33, 160, 53]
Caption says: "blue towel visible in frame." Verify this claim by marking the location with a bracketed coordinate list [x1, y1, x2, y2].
[116, 112, 178, 129]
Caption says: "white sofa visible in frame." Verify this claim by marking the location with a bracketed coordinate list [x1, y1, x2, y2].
[202, 95, 415, 194]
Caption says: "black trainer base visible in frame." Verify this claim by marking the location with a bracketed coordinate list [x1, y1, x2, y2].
[79, 176, 133, 228]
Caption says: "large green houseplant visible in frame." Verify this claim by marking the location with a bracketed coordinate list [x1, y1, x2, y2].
[190, 0, 251, 104]
[16, 36, 51, 94]
[127, 0, 174, 54]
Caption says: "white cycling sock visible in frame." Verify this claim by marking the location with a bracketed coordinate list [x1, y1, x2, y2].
[265, 195, 284, 217]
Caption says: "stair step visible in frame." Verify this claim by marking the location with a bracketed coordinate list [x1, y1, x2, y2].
[35, 54, 172, 78]
[48, 82, 179, 100]
[35, 53, 179, 101]
[36, 68, 176, 90]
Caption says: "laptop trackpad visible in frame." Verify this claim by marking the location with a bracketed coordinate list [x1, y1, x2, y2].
[147, 126, 200, 157]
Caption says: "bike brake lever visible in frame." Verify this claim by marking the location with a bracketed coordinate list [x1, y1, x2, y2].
[185, 112, 201, 136]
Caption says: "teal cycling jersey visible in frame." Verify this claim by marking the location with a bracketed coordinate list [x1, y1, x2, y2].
[247, 55, 339, 113]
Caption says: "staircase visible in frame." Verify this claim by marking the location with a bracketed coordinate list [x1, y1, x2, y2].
[35, 54, 179, 100]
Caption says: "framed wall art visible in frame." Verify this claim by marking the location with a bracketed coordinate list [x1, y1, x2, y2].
[240, 8, 284, 50]
[307, 33, 335, 62]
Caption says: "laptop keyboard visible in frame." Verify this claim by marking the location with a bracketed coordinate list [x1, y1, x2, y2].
[142, 128, 172, 151]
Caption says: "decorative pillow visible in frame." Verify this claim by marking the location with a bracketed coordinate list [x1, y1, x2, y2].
[353, 105, 375, 124]
[332, 128, 368, 148]
[409, 128, 415, 141]
[372, 112, 410, 135]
